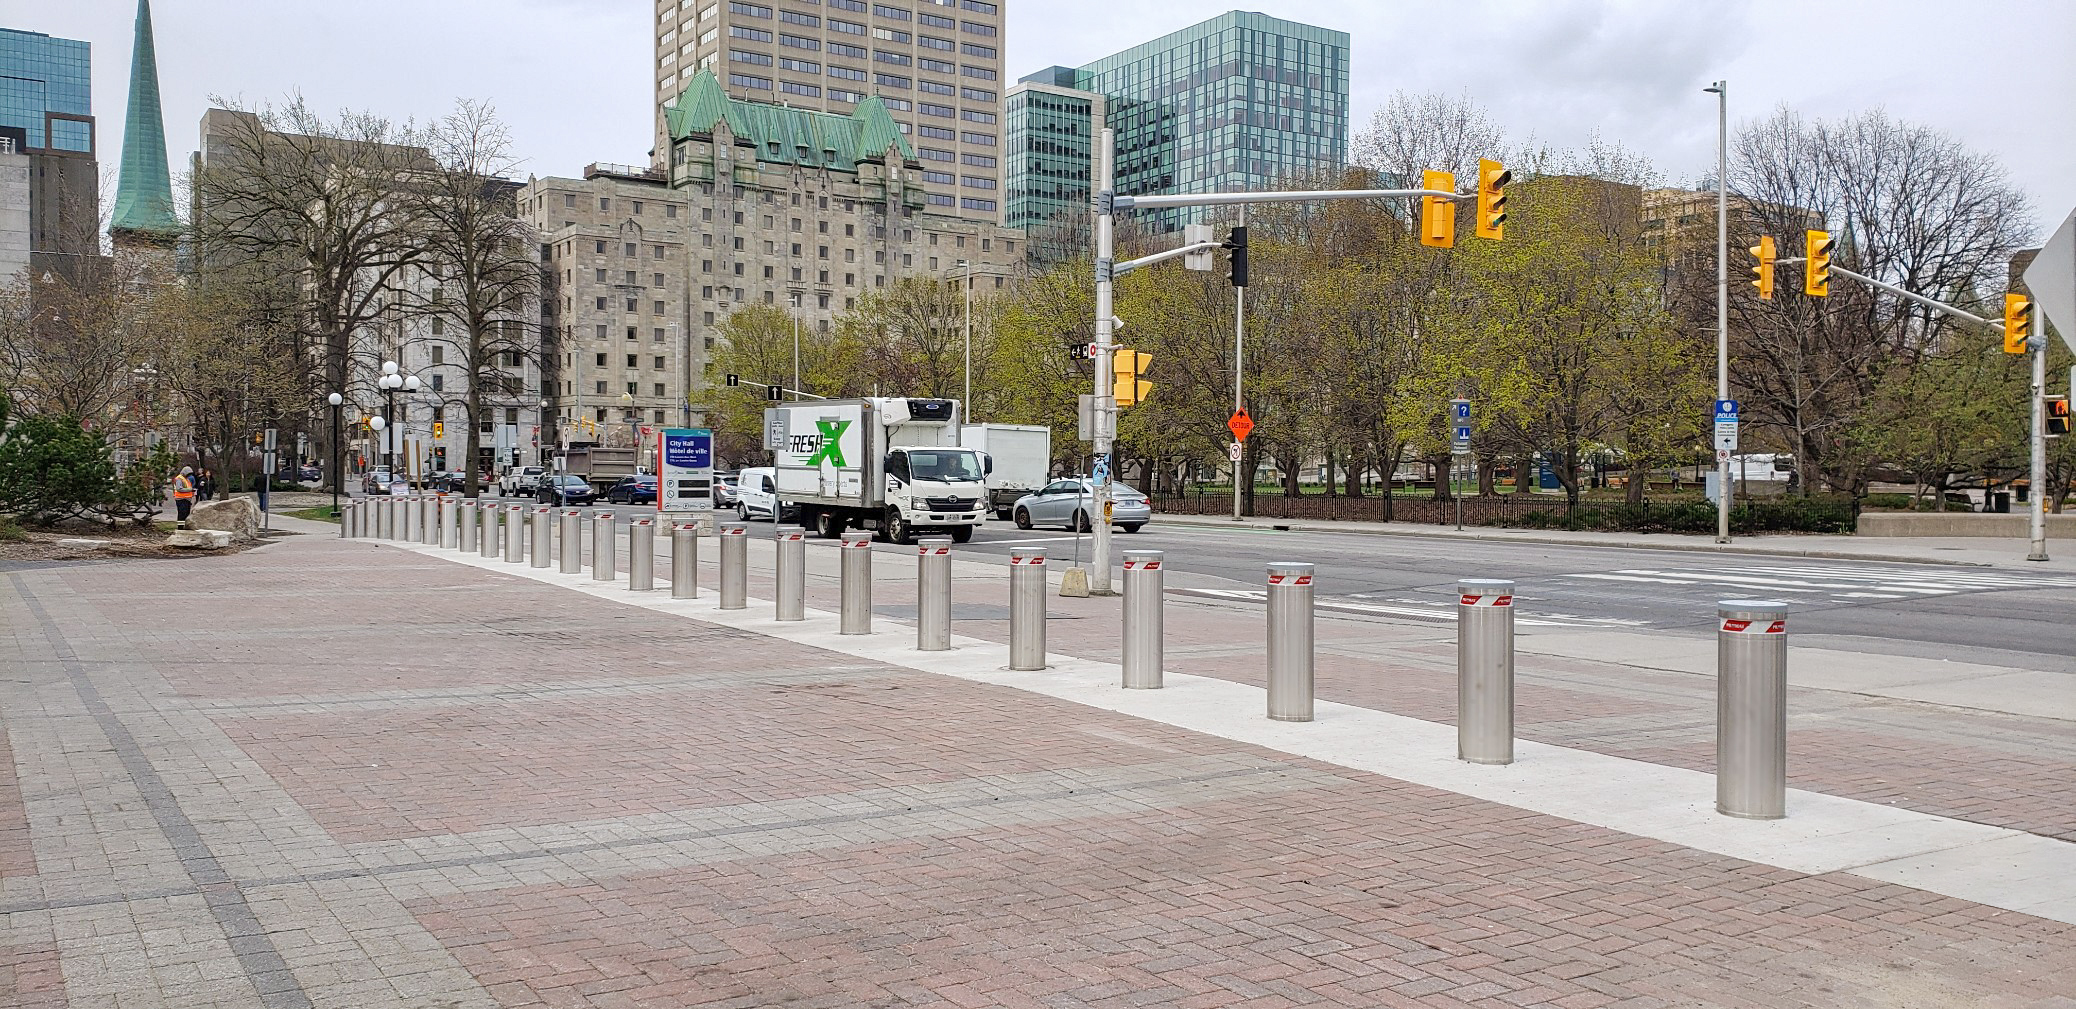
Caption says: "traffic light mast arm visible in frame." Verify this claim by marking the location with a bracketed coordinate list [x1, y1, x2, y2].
[1109, 239, 1228, 279]
[1113, 186, 1467, 211]
[1778, 256, 2004, 329]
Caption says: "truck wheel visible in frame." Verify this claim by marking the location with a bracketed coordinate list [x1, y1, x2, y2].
[814, 510, 844, 539]
[995, 507, 1012, 522]
[951, 525, 974, 544]
[886, 508, 914, 545]
[1014, 507, 1033, 530]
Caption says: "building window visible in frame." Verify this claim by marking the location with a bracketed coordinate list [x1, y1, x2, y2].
[871, 4, 910, 19]
[596, 381, 608, 395]
[730, 50, 775, 66]
[961, 175, 996, 189]
[727, 1, 772, 16]
[781, 81, 822, 98]
[728, 25, 773, 42]
[959, 197, 996, 212]
[654, 300, 666, 314]
[919, 79, 955, 96]
[626, 354, 639, 367]
[882, 97, 912, 111]
[829, 65, 866, 81]
[780, 33, 820, 51]
[600, 197, 611, 211]
[960, 131, 995, 146]
[563, 193, 576, 207]
[918, 124, 955, 140]
[925, 193, 955, 206]
[919, 34, 953, 50]
[919, 56, 955, 74]
[625, 242, 637, 256]
[959, 42, 995, 58]
[919, 11, 954, 28]
[431, 346, 445, 364]
[874, 73, 911, 89]
[961, 64, 996, 81]
[829, 42, 866, 59]
[595, 241, 607, 253]
[959, 86, 995, 103]
[666, 205, 679, 218]
[961, 109, 995, 124]
[596, 325, 608, 339]
[596, 353, 607, 366]
[960, 152, 995, 167]
[595, 297, 608, 310]
[654, 272, 666, 285]
[872, 27, 912, 43]
[728, 73, 773, 90]
[919, 102, 953, 118]
[921, 170, 954, 185]
[830, 18, 866, 34]
[780, 9, 818, 25]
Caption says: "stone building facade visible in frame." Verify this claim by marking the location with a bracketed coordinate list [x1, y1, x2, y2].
[519, 70, 1023, 444]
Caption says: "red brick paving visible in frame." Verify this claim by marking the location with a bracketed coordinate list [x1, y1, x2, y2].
[0, 944, 65, 1008]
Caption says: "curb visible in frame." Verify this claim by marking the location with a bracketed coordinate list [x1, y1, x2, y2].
[1149, 513, 1996, 568]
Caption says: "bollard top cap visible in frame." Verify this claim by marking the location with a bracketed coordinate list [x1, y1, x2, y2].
[919, 536, 952, 545]
[1717, 598, 1789, 617]
[1266, 561, 1314, 574]
[1122, 549, 1163, 560]
[1010, 546, 1045, 559]
[841, 530, 873, 543]
[1457, 578, 1515, 593]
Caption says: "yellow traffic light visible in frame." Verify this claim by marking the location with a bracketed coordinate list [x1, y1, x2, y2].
[1112, 348, 1153, 407]
[2004, 293, 2034, 354]
[1750, 235, 1775, 300]
[1804, 229, 1834, 297]
[1474, 159, 1509, 241]
[1420, 170, 1456, 249]
[433, 421, 445, 438]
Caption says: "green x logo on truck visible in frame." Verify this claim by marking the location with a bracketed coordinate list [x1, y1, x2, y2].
[805, 419, 850, 467]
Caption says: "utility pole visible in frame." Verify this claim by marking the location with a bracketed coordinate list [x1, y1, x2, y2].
[2029, 301, 2048, 561]
[1233, 205, 1247, 523]
[1706, 80, 1731, 544]
[1091, 128, 1118, 595]
[961, 258, 972, 428]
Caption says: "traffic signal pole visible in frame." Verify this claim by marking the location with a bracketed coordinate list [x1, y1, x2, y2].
[1712, 80, 1730, 546]
[1781, 257, 2045, 560]
[1234, 205, 1247, 523]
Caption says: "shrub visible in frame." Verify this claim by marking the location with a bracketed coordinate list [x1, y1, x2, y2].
[0, 394, 175, 526]
[1480, 495, 1857, 534]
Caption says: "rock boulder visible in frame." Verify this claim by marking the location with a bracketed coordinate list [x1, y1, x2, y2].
[166, 529, 233, 549]
[190, 497, 261, 541]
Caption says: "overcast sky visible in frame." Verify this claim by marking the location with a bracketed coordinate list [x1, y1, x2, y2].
[29, 0, 2076, 243]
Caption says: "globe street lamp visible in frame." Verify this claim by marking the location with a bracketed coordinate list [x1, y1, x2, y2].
[326, 391, 345, 516]
[376, 361, 422, 482]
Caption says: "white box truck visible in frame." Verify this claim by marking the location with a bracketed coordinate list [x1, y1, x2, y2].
[766, 397, 990, 543]
[960, 423, 1052, 521]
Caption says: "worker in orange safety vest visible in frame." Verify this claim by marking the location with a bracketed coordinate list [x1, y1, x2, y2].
[173, 466, 196, 526]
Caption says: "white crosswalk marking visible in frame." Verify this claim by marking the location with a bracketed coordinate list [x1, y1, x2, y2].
[1167, 588, 1645, 628]
[1568, 563, 2076, 603]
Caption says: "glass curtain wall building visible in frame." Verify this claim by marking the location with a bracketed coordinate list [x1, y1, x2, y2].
[1003, 68, 1102, 231]
[1004, 11, 1348, 236]
[0, 29, 92, 153]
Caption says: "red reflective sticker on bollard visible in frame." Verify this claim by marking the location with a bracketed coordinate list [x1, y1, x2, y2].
[1720, 618, 1786, 634]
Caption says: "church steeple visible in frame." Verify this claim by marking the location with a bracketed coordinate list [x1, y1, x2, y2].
[110, 0, 181, 243]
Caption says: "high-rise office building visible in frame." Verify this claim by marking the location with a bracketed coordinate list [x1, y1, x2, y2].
[652, 0, 1006, 224]
[1002, 68, 1102, 233]
[0, 27, 100, 273]
[1006, 11, 1349, 235]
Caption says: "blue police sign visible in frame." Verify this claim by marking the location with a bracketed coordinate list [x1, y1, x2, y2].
[1714, 399, 1739, 421]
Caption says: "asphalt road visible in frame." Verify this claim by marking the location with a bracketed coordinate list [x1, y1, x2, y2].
[445, 491, 2076, 670]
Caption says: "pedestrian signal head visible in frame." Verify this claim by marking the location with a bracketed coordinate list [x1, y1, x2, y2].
[1420, 170, 1456, 249]
[1804, 229, 1834, 297]
[2004, 293, 2034, 354]
[1750, 235, 1775, 300]
[1475, 159, 1510, 240]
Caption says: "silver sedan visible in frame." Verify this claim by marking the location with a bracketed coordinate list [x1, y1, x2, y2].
[1010, 478, 1151, 533]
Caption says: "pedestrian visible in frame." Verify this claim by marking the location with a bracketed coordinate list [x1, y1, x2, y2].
[198, 467, 218, 501]
[173, 466, 197, 527]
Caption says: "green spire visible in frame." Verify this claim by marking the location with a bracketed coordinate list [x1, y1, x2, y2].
[110, 0, 181, 240]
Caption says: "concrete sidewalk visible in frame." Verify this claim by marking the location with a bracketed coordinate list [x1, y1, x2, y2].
[1152, 510, 2076, 570]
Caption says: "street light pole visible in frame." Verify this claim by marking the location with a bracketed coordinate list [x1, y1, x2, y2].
[959, 258, 972, 426]
[327, 392, 344, 516]
[1706, 80, 1731, 545]
[790, 292, 802, 401]
[1091, 127, 1117, 595]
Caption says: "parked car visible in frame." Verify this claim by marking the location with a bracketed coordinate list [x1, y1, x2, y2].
[360, 468, 399, 495]
[712, 472, 740, 508]
[735, 466, 795, 521]
[1011, 478, 1150, 533]
[536, 474, 596, 506]
[500, 465, 546, 497]
[298, 464, 322, 483]
[604, 474, 658, 505]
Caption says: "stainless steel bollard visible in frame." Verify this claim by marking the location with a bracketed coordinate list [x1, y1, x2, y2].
[560, 508, 583, 573]
[1717, 599, 1789, 819]
[628, 517, 655, 591]
[458, 500, 478, 552]
[420, 496, 437, 544]
[1265, 562, 1315, 721]
[531, 505, 553, 568]
[591, 511, 616, 581]
[775, 528, 806, 620]
[917, 537, 952, 651]
[1008, 547, 1046, 670]
[478, 499, 498, 557]
[378, 497, 393, 540]
[441, 498, 459, 549]
[671, 522, 700, 598]
[838, 531, 872, 634]
[1122, 550, 1164, 688]
[340, 501, 354, 538]
[347, 501, 360, 538]
[504, 504, 525, 562]
[402, 495, 417, 542]
[718, 522, 747, 609]
[1457, 579, 1516, 765]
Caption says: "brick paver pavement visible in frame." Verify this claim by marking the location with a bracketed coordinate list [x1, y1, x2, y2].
[2, 530, 2071, 1007]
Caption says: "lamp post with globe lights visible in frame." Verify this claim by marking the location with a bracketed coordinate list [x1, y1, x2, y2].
[376, 360, 422, 481]
[326, 392, 345, 515]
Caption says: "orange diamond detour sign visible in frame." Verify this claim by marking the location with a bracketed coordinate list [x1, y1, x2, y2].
[1227, 409, 1254, 442]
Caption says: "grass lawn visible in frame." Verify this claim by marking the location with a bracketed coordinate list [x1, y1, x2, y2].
[286, 506, 341, 523]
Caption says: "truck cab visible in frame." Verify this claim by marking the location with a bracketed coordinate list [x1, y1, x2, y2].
[880, 445, 988, 543]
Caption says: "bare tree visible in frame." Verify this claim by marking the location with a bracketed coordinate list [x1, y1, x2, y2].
[1353, 90, 1504, 190]
[414, 100, 540, 497]
[188, 97, 432, 478]
[1729, 107, 2032, 494]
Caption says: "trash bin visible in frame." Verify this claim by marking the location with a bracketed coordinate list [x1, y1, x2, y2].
[1991, 491, 2011, 514]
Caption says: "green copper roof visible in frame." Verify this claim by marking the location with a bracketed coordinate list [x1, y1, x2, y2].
[110, 0, 181, 239]
[665, 71, 915, 170]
